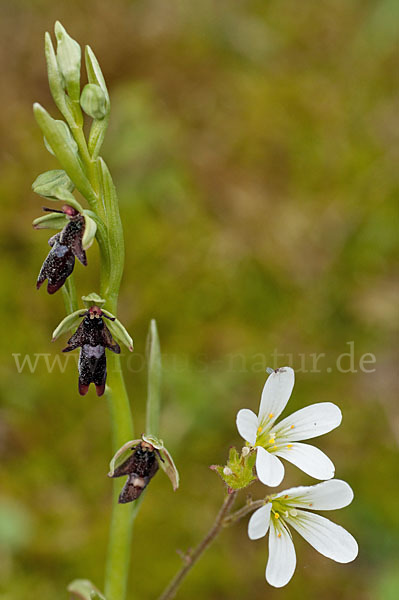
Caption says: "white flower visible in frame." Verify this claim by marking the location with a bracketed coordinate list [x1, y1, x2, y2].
[248, 480, 358, 587]
[236, 367, 342, 486]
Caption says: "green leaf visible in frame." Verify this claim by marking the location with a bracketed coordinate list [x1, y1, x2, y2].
[54, 21, 81, 102]
[80, 83, 108, 120]
[96, 158, 124, 299]
[33, 103, 98, 208]
[32, 169, 75, 199]
[67, 579, 106, 600]
[32, 212, 68, 230]
[145, 319, 161, 437]
[52, 309, 84, 342]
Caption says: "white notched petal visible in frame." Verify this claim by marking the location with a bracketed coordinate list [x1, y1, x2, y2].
[274, 480, 354, 510]
[273, 402, 342, 442]
[275, 443, 335, 480]
[266, 520, 296, 588]
[286, 510, 358, 563]
[256, 446, 285, 487]
[258, 367, 295, 426]
[248, 503, 272, 540]
[236, 409, 258, 445]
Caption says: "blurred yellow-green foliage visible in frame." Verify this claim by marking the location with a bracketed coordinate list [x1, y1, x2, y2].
[0, 1, 398, 599]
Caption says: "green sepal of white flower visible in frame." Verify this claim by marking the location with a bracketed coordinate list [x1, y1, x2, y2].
[54, 21, 81, 102]
[82, 212, 97, 250]
[33, 103, 97, 208]
[67, 579, 106, 600]
[212, 446, 257, 490]
[108, 435, 179, 491]
[51, 309, 84, 342]
[85, 46, 110, 158]
[80, 83, 108, 120]
[32, 169, 74, 199]
[81, 293, 106, 308]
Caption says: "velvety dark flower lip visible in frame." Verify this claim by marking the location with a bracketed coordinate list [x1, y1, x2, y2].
[62, 306, 120, 396]
[110, 440, 160, 504]
[36, 204, 87, 294]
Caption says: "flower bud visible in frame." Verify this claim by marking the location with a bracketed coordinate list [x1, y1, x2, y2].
[54, 21, 81, 102]
[212, 446, 256, 491]
[80, 83, 108, 120]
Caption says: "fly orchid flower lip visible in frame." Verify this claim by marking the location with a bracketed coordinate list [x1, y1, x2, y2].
[236, 367, 342, 486]
[248, 480, 358, 587]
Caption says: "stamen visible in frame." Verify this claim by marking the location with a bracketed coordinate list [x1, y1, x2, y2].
[269, 413, 274, 419]
[277, 533, 281, 538]
[268, 438, 275, 444]
[287, 444, 293, 449]
[257, 426, 262, 433]
[274, 512, 279, 519]
[309, 503, 313, 507]
[290, 425, 294, 429]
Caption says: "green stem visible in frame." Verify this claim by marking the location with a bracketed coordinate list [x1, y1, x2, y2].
[104, 353, 135, 600]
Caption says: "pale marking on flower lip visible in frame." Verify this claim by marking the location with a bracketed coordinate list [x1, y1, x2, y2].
[132, 477, 146, 488]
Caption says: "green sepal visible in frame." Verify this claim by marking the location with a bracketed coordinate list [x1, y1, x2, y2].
[81, 293, 106, 308]
[212, 446, 256, 491]
[32, 169, 74, 199]
[142, 434, 179, 491]
[108, 439, 142, 477]
[82, 212, 97, 250]
[52, 309, 84, 342]
[32, 212, 68, 230]
[146, 319, 161, 437]
[80, 83, 108, 120]
[54, 21, 81, 102]
[101, 309, 134, 351]
[67, 579, 106, 600]
[33, 103, 97, 207]
[85, 46, 110, 158]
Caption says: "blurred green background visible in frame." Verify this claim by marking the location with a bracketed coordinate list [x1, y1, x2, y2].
[0, 1, 398, 599]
